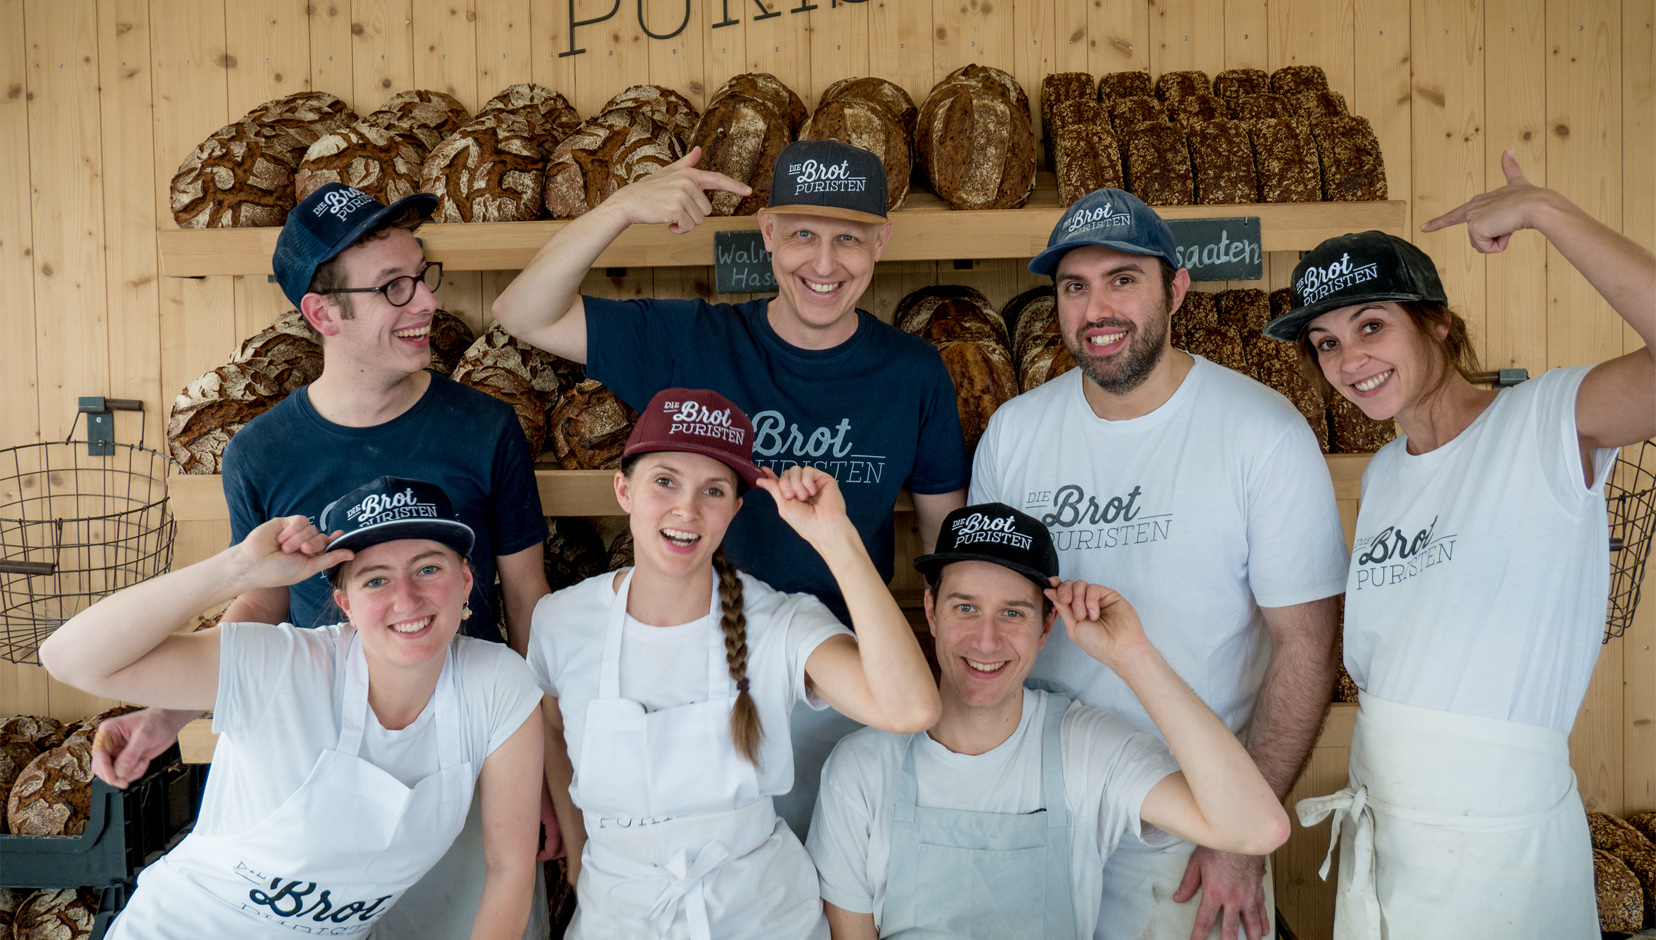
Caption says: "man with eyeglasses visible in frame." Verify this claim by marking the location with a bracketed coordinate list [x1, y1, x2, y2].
[91, 183, 554, 940]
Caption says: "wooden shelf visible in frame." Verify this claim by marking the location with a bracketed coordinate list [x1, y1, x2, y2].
[156, 175, 1408, 277]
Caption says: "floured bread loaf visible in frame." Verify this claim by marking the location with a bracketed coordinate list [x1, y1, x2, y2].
[548, 379, 639, 470]
[1000, 286, 1055, 361]
[600, 84, 701, 150]
[1154, 70, 1211, 102]
[1, 715, 66, 751]
[1327, 396, 1397, 452]
[1011, 289, 1064, 369]
[1019, 342, 1078, 393]
[1055, 123, 1124, 206]
[1313, 115, 1388, 201]
[243, 91, 359, 167]
[1212, 68, 1271, 99]
[171, 122, 296, 228]
[12, 888, 99, 940]
[1170, 94, 1228, 127]
[427, 310, 476, 376]
[709, 73, 808, 134]
[478, 83, 584, 143]
[821, 76, 919, 137]
[933, 64, 1030, 118]
[230, 309, 322, 368]
[893, 286, 1008, 348]
[690, 95, 792, 216]
[800, 99, 911, 211]
[423, 110, 548, 222]
[545, 110, 681, 219]
[937, 341, 1018, 450]
[168, 357, 323, 474]
[1105, 96, 1168, 136]
[544, 517, 609, 591]
[1098, 71, 1154, 102]
[1247, 118, 1321, 203]
[916, 78, 1037, 210]
[295, 121, 429, 204]
[1187, 120, 1256, 204]
[450, 324, 564, 453]
[6, 739, 93, 836]
[0, 888, 29, 934]
[1123, 124, 1193, 205]
[367, 89, 471, 151]
[1597, 848, 1644, 931]
[1271, 65, 1329, 97]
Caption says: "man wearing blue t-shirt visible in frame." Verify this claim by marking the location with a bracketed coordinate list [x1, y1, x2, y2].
[493, 140, 970, 835]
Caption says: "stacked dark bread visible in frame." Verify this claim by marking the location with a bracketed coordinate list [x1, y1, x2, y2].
[1103, 95, 1167, 137]
[544, 109, 682, 219]
[1040, 72, 1095, 169]
[1154, 71, 1211, 102]
[916, 65, 1036, 210]
[690, 73, 802, 216]
[1004, 287, 1076, 393]
[544, 517, 609, 591]
[1589, 812, 1656, 928]
[1106, 76, 1194, 207]
[1212, 68, 1271, 99]
[168, 356, 323, 473]
[799, 96, 912, 211]
[1311, 114, 1387, 201]
[548, 379, 640, 469]
[1098, 71, 1154, 101]
[1327, 397, 1397, 452]
[1232, 289, 1328, 450]
[10, 888, 99, 940]
[1047, 99, 1120, 205]
[450, 324, 567, 454]
[893, 286, 1017, 450]
[1170, 94, 1227, 127]
[1271, 65, 1330, 96]
[1186, 120, 1257, 204]
[1175, 290, 1248, 374]
[599, 85, 700, 150]
[607, 530, 635, 571]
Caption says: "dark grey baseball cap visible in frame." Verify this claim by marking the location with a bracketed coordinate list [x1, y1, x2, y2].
[273, 183, 437, 309]
[914, 503, 1060, 589]
[1029, 188, 1181, 277]
[760, 139, 888, 224]
[318, 476, 475, 568]
[1264, 231, 1449, 341]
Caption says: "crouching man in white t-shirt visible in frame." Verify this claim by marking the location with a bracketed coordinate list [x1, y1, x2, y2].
[805, 504, 1290, 939]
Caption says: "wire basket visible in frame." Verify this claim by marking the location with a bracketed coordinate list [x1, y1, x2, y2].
[0, 431, 176, 664]
[1606, 439, 1656, 643]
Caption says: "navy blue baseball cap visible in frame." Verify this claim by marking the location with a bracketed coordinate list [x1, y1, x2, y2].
[761, 140, 888, 224]
[914, 503, 1060, 589]
[273, 183, 438, 308]
[1264, 231, 1449, 341]
[318, 476, 475, 568]
[1029, 188, 1181, 277]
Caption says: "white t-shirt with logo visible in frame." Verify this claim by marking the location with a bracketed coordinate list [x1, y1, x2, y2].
[970, 358, 1349, 736]
[805, 689, 1179, 937]
[1343, 366, 1617, 734]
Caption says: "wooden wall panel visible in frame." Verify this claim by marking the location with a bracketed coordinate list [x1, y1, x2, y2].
[475, 0, 532, 98]
[1482, 0, 1548, 372]
[0, 0, 42, 449]
[224, 0, 312, 118]
[1089, 0, 1151, 75]
[309, 0, 356, 96]
[1269, 0, 1356, 97]
[1153, 0, 1227, 74]
[868, 0, 932, 108]
[648, 0, 706, 108]
[1352, 0, 1412, 233]
[350, 0, 415, 111]
[1225, 0, 1269, 69]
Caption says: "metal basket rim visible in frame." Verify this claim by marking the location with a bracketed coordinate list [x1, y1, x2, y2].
[0, 438, 174, 529]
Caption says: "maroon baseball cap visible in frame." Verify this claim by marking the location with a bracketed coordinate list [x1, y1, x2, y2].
[622, 389, 764, 487]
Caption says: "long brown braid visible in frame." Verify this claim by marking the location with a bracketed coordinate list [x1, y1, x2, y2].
[712, 548, 763, 766]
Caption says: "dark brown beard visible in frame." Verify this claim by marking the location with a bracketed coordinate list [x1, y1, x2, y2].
[1063, 294, 1173, 394]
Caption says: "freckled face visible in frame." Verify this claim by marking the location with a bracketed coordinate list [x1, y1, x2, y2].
[1304, 301, 1446, 420]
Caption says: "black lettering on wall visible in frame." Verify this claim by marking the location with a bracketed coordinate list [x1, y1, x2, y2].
[559, 0, 623, 57]
[638, 0, 691, 38]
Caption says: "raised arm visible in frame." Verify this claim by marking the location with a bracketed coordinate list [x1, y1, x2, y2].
[490, 149, 751, 362]
[755, 467, 940, 735]
[39, 517, 349, 710]
[470, 705, 544, 940]
[1422, 149, 1656, 448]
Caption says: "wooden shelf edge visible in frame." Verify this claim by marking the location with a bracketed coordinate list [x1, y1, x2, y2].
[157, 197, 1408, 277]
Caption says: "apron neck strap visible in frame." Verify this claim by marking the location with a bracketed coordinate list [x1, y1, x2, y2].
[601, 567, 729, 701]
[1038, 691, 1070, 829]
[337, 629, 463, 767]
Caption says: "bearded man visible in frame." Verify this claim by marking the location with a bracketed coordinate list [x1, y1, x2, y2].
[968, 189, 1348, 940]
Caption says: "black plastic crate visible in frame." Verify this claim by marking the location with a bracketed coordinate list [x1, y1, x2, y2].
[0, 745, 201, 889]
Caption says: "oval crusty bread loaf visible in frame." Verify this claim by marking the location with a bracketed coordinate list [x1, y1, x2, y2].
[1212, 68, 1271, 99]
[1019, 341, 1078, 393]
[1011, 290, 1064, 370]
[548, 379, 639, 470]
[423, 110, 547, 223]
[1000, 286, 1055, 360]
[242, 91, 359, 167]
[171, 122, 296, 228]
[932, 64, 1030, 119]
[229, 309, 322, 367]
[1, 715, 67, 750]
[936, 341, 1018, 450]
[916, 82, 1037, 210]
[1154, 70, 1212, 103]
[820, 76, 919, 138]
[0, 738, 41, 820]
[0, 887, 29, 933]
[544, 110, 681, 219]
[544, 517, 609, 592]
[1270, 64, 1329, 96]
[428, 309, 476, 376]
[690, 95, 792, 216]
[167, 357, 322, 474]
[1098, 71, 1155, 102]
[709, 73, 807, 135]
[450, 324, 564, 454]
[600, 84, 701, 150]
[12, 888, 99, 940]
[1628, 811, 1656, 845]
[1187, 120, 1257, 205]
[478, 83, 584, 144]
[295, 121, 429, 204]
[6, 739, 93, 836]
[367, 89, 471, 152]
[799, 98, 911, 211]
[1597, 848, 1645, 931]
[893, 286, 1008, 348]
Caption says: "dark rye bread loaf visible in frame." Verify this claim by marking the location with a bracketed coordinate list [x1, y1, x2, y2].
[936, 341, 1019, 450]
[544, 517, 609, 591]
[12, 888, 99, 940]
[171, 122, 296, 228]
[1228, 93, 1297, 123]
[368, 89, 471, 151]
[1154, 70, 1211, 103]
[295, 121, 429, 204]
[243, 91, 359, 168]
[1247, 118, 1322, 203]
[916, 81, 1037, 210]
[1123, 123, 1194, 206]
[427, 309, 476, 376]
[1313, 115, 1388, 201]
[545, 110, 681, 219]
[1098, 71, 1154, 102]
[6, 739, 93, 836]
[1000, 286, 1055, 355]
[1293, 89, 1350, 121]
[1105, 96, 1168, 136]
[1176, 289, 1220, 328]
[168, 357, 323, 474]
[1597, 848, 1645, 931]
[1328, 396, 1397, 453]
[478, 83, 584, 143]
[1040, 72, 1096, 168]
[450, 324, 564, 453]
[820, 77, 919, 138]
[1170, 94, 1228, 128]
[1187, 120, 1257, 204]
[893, 286, 1008, 348]
[423, 110, 547, 223]
[601, 84, 701, 150]
[1271, 65, 1329, 97]
[933, 64, 1031, 118]
[1212, 68, 1271, 99]
[1216, 288, 1271, 332]
[1050, 99, 1109, 138]
[229, 309, 322, 369]
[709, 73, 807, 134]
[1629, 811, 1656, 845]
[1055, 123, 1124, 206]
[691, 95, 791, 216]
[1182, 326, 1249, 374]
[548, 379, 639, 470]
[799, 99, 912, 211]
[1243, 331, 1327, 449]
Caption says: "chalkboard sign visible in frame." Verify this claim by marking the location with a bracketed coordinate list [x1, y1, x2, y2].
[714, 230, 777, 294]
[1166, 217, 1263, 281]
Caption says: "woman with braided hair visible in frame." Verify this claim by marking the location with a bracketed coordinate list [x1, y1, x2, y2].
[525, 388, 941, 940]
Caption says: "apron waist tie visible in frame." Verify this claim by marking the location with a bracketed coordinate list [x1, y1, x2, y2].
[647, 843, 731, 940]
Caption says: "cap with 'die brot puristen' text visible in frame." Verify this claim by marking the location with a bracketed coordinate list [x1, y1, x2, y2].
[760, 139, 889, 225]
[913, 503, 1061, 588]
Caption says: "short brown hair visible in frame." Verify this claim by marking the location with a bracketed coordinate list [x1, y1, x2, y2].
[1296, 301, 1481, 398]
[305, 202, 427, 319]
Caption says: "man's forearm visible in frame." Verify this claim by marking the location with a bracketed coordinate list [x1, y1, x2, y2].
[1247, 597, 1339, 798]
[491, 201, 633, 342]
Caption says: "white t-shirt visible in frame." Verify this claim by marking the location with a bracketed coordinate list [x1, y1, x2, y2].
[527, 569, 853, 804]
[197, 622, 543, 838]
[806, 689, 1179, 937]
[971, 359, 1349, 735]
[1344, 366, 1618, 734]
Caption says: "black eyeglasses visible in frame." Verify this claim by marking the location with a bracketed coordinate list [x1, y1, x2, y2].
[322, 261, 443, 307]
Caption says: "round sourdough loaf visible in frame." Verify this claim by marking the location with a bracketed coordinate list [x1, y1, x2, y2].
[599, 84, 701, 150]
[999, 286, 1054, 358]
[230, 309, 322, 368]
[689, 95, 792, 216]
[243, 91, 359, 168]
[427, 309, 476, 376]
[936, 341, 1018, 450]
[916, 80, 1036, 210]
[423, 110, 548, 222]
[12, 889, 99, 940]
[799, 98, 911, 211]
[1010, 290, 1063, 370]
[367, 89, 471, 151]
[295, 121, 429, 204]
[450, 325, 564, 453]
[167, 357, 323, 474]
[478, 83, 584, 144]
[1018, 341, 1078, 393]
[708, 72, 807, 134]
[820, 76, 919, 138]
[543, 110, 681, 219]
[6, 739, 93, 836]
[171, 121, 296, 228]
[548, 379, 639, 470]
[893, 286, 1008, 347]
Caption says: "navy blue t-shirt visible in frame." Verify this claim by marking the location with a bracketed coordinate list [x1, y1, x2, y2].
[585, 296, 969, 619]
[220, 373, 548, 638]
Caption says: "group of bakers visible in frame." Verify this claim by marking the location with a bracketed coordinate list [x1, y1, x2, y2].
[37, 130, 1652, 940]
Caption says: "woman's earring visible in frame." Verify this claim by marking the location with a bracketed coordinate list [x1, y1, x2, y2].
[461, 604, 473, 621]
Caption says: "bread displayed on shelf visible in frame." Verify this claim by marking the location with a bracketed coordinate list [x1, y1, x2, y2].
[11, 888, 99, 940]
[1597, 848, 1645, 931]
[366, 89, 471, 152]
[710, 72, 808, 134]
[5, 738, 93, 836]
[607, 530, 635, 571]
[1104, 95, 1167, 136]
[1241, 294, 1328, 450]
[1227, 93, 1297, 123]
[1154, 70, 1211, 103]
[1328, 396, 1397, 452]
[244, 91, 359, 167]
[1008, 293, 1077, 393]
[1215, 288, 1270, 332]
[1170, 93, 1227, 127]
[295, 121, 429, 204]
[228, 309, 322, 369]
[1181, 326, 1249, 374]
[1122, 123, 1194, 206]
[1293, 89, 1350, 122]
[544, 516, 609, 592]
[1312, 115, 1388, 201]
[893, 286, 1017, 450]
[427, 310, 477, 376]
[545, 110, 682, 219]
[599, 84, 701, 150]
[690, 93, 793, 216]
[916, 67, 1037, 211]
[1050, 99, 1109, 138]
[168, 357, 323, 474]
[1630, 811, 1656, 845]
[477, 82, 585, 143]
[1271, 65, 1330, 97]
[799, 98, 912, 211]
[1055, 123, 1124, 206]
[422, 110, 548, 223]
[1186, 120, 1257, 204]
[1246, 117, 1322, 203]
[1040, 72, 1096, 168]
[549, 379, 639, 470]
[819, 77, 919, 138]
[1000, 286, 1054, 349]
[1212, 68, 1271, 99]
[1020, 342, 1079, 393]
[0, 888, 27, 933]
[450, 324, 565, 453]
[170, 122, 297, 228]
[1170, 289, 1218, 349]
[1098, 70, 1154, 102]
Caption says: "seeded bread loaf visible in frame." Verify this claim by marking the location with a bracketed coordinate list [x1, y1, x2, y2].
[799, 98, 912, 211]
[1293, 89, 1350, 122]
[427, 310, 476, 376]
[1040, 72, 1096, 169]
[893, 286, 1009, 348]
[1050, 99, 1109, 138]
[6, 739, 93, 836]
[1055, 123, 1124, 206]
[1228, 93, 1297, 123]
[1215, 288, 1270, 332]
[1629, 811, 1656, 845]
[1327, 396, 1397, 453]
[548, 379, 639, 470]
[1242, 327, 1327, 449]
[1313, 115, 1388, 201]
[916, 80, 1037, 210]
[1176, 289, 1220, 328]
[545, 110, 681, 219]
[423, 110, 547, 223]
[1170, 93, 1228, 128]
[1000, 286, 1055, 357]
[1154, 70, 1211, 103]
[1598, 848, 1645, 931]
[709, 73, 807, 134]
[1247, 118, 1322, 203]
[1271, 65, 1329, 97]
[171, 122, 296, 228]
[1105, 96, 1168, 137]
[1187, 120, 1256, 204]
[229, 309, 322, 368]
[12, 888, 99, 940]
[544, 517, 609, 592]
[168, 357, 323, 474]
[1182, 326, 1249, 374]
[478, 83, 584, 143]
[1098, 71, 1154, 102]
[367, 89, 471, 151]
[820, 77, 919, 138]
[1123, 123, 1194, 206]
[1212, 68, 1271, 99]
[690, 95, 792, 216]
[933, 64, 1031, 118]
[295, 121, 429, 204]
[450, 324, 564, 453]
[1591, 811, 1650, 852]
[600, 84, 701, 150]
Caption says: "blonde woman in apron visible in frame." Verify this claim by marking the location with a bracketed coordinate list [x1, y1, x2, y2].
[1263, 152, 1656, 938]
[527, 388, 942, 940]
[39, 476, 546, 940]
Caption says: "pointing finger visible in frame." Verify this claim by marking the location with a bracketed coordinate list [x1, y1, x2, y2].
[1419, 203, 1468, 233]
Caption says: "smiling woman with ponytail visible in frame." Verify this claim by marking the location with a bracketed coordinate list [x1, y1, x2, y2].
[523, 388, 940, 940]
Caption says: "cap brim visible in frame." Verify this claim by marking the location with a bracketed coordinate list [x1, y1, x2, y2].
[1029, 238, 1173, 277]
[758, 205, 887, 225]
[622, 441, 765, 488]
[327, 517, 475, 562]
[1262, 289, 1437, 342]
[912, 551, 1054, 589]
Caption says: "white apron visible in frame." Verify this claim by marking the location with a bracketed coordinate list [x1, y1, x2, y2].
[1295, 693, 1597, 940]
[568, 569, 826, 940]
[1094, 837, 1274, 940]
[110, 635, 475, 939]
